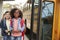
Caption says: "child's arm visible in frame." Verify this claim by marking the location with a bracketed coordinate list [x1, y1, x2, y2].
[18, 23, 25, 32]
[0, 20, 2, 28]
[0, 20, 6, 31]
[18, 19, 25, 32]
[20, 23, 25, 32]
[10, 26, 13, 31]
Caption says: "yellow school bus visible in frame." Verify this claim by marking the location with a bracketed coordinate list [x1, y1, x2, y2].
[24, 0, 60, 40]
[52, 0, 60, 40]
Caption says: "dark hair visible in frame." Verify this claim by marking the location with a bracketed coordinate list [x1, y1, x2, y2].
[4, 11, 10, 14]
[2, 11, 10, 19]
[10, 8, 23, 19]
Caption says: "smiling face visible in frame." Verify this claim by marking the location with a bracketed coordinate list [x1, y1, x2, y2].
[14, 10, 20, 18]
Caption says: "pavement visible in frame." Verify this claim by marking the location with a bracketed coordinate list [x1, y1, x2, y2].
[24, 35, 29, 40]
[0, 35, 29, 40]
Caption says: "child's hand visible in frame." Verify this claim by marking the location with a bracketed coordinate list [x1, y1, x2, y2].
[8, 33, 10, 35]
[12, 30, 20, 33]
[5, 30, 8, 33]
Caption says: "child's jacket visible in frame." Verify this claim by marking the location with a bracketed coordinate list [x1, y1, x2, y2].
[0, 19, 11, 36]
[10, 18, 25, 40]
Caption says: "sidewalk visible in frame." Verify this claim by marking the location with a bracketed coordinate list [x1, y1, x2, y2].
[24, 35, 29, 40]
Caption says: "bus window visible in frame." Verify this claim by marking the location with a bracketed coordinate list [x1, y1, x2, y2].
[42, 1, 54, 40]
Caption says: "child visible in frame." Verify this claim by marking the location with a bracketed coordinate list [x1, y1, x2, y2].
[0, 11, 11, 40]
[10, 8, 25, 40]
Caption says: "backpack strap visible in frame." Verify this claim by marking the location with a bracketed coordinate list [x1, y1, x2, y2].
[21, 19, 24, 27]
[20, 19, 25, 37]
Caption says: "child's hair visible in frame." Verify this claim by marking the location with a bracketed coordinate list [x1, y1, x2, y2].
[10, 8, 23, 19]
[2, 11, 10, 19]
[5, 11, 10, 14]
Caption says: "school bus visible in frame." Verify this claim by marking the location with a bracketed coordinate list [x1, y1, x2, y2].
[24, 0, 60, 40]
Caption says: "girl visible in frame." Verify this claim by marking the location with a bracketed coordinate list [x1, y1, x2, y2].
[10, 8, 25, 40]
[0, 11, 11, 40]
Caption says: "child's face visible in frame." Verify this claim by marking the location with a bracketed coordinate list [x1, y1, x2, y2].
[5, 13, 10, 19]
[14, 10, 20, 18]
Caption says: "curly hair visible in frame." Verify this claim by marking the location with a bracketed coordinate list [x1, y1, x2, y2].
[10, 8, 23, 19]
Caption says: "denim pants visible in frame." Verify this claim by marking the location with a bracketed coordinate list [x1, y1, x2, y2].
[11, 36, 21, 40]
[3, 36, 11, 40]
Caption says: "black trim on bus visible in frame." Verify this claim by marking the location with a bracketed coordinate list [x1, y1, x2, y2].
[30, 0, 35, 40]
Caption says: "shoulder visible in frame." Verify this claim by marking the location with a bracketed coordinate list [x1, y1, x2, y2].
[21, 18, 24, 21]
[21, 18, 25, 23]
[10, 18, 14, 21]
[1, 19, 5, 22]
[0, 19, 5, 25]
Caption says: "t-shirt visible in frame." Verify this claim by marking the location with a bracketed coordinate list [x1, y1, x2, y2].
[11, 18, 22, 37]
[6, 20, 10, 31]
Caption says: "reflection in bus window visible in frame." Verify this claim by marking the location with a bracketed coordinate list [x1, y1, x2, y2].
[42, 1, 54, 40]
[42, 1, 54, 18]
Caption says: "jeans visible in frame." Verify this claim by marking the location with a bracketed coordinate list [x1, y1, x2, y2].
[11, 36, 21, 40]
[3, 36, 11, 40]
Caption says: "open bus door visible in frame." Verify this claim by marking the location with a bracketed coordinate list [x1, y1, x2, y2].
[30, 0, 55, 40]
